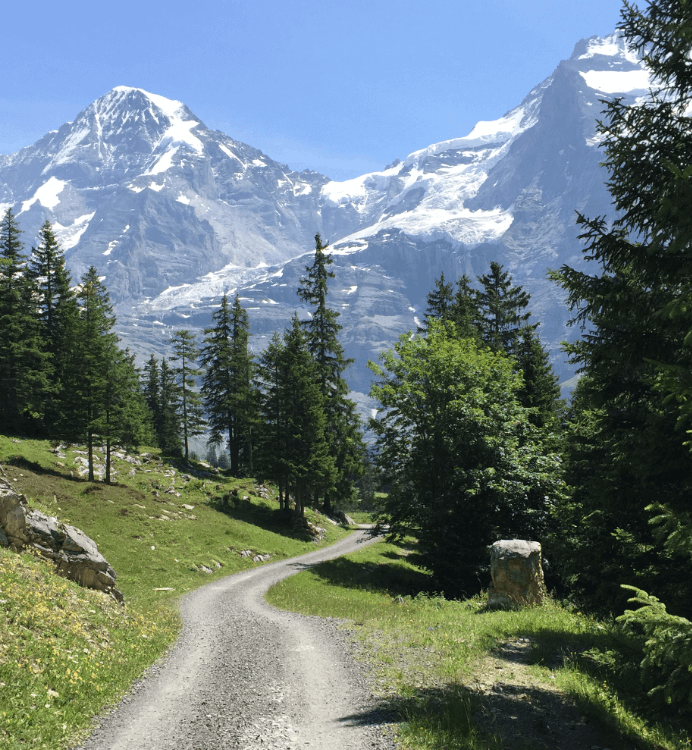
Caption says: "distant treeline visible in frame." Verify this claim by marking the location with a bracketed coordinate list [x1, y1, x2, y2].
[0, 215, 365, 516]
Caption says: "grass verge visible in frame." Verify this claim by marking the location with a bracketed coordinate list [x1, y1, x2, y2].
[0, 435, 350, 748]
[266, 537, 692, 750]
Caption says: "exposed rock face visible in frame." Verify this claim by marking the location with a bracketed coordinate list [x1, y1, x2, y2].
[0, 477, 123, 601]
[332, 509, 357, 526]
[0, 34, 650, 412]
[487, 540, 545, 610]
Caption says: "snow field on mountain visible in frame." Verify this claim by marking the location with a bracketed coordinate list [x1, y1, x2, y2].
[580, 68, 651, 93]
[20, 176, 66, 213]
[54, 213, 95, 250]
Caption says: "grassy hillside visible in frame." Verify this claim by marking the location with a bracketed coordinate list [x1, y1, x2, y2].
[0, 435, 350, 749]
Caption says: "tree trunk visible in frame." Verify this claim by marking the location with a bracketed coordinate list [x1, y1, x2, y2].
[87, 430, 94, 482]
[105, 437, 111, 484]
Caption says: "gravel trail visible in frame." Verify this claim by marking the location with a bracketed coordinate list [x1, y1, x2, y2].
[75, 530, 395, 750]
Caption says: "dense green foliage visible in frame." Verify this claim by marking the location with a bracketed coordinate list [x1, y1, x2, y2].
[370, 320, 564, 596]
[169, 330, 205, 461]
[550, 0, 692, 619]
[200, 294, 257, 476]
[297, 234, 364, 511]
[257, 315, 335, 516]
[0, 209, 51, 433]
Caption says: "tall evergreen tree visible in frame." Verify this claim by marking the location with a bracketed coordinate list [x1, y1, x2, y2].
[256, 332, 291, 511]
[200, 294, 257, 476]
[0, 209, 50, 433]
[28, 220, 79, 432]
[297, 233, 364, 512]
[514, 326, 563, 429]
[96, 349, 152, 482]
[142, 354, 162, 440]
[474, 261, 532, 355]
[170, 330, 205, 461]
[64, 267, 119, 480]
[549, 0, 692, 616]
[449, 274, 479, 340]
[283, 315, 335, 517]
[418, 272, 455, 333]
[158, 357, 182, 455]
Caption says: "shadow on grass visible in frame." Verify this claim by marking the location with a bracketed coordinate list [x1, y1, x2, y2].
[338, 679, 671, 750]
[487, 626, 690, 749]
[207, 496, 318, 543]
[337, 684, 495, 749]
[289, 554, 433, 598]
[3, 454, 85, 484]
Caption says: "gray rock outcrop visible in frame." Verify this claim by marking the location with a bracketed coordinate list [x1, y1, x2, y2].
[0, 477, 123, 602]
[487, 539, 545, 610]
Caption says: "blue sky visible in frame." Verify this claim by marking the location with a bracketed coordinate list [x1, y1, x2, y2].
[2, 0, 625, 180]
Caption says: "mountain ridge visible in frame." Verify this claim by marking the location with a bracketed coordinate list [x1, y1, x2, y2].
[0, 32, 649, 412]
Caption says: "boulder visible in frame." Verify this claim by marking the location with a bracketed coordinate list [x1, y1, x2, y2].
[487, 540, 545, 610]
[0, 476, 123, 602]
[332, 509, 356, 526]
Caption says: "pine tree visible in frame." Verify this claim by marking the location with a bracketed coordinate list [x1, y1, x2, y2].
[549, 0, 692, 616]
[0, 209, 51, 434]
[142, 354, 162, 441]
[419, 272, 455, 333]
[256, 332, 291, 511]
[474, 261, 532, 355]
[28, 220, 79, 433]
[158, 357, 182, 455]
[514, 326, 563, 429]
[297, 233, 364, 512]
[448, 274, 479, 339]
[200, 294, 257, 476]
[170, 330, 205, 461]
[281, 315, 335, 517]
[64, 267, 120, 480]
[96, 349, 152, 482]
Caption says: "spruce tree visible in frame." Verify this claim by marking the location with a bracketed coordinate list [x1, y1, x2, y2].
[549, 0, 692, 616]
[65, 267, 119, 480]
[256, 332, 291, 511]
[28, 220, 79, 433]
[142, 354, 162, 440]
[170, 330, 205, 461]
[514, 326, 563, 429]
[200, 294, 257, 476]
[281, 315, 335, 517]
[449, 274, 479, 339]
[0, 209, 50, 434]
[297, 233, 364, 512]
[419, 272, 455, 333]
[474, 261, 532, 355]
[158, 357, 182, 455]
[97, 349, 152, 482]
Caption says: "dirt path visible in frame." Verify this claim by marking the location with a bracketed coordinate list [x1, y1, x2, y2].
[74, 530, 395, 750]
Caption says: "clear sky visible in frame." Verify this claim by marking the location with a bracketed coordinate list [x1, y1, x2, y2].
[2, 0, 626, 180]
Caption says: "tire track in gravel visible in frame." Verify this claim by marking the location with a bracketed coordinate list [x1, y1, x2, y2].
[75, 530, 395, 750]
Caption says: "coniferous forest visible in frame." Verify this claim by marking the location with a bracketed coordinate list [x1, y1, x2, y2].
[2, 0, 692, 721]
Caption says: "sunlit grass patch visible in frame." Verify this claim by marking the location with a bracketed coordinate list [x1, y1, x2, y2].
[0, 548, 178, 749]
[0, 434, 352, 747]
[267, 538, 692, 750]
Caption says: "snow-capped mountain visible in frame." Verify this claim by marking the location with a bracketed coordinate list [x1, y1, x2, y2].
[0, 33, 650, 409]
[0, 86, 333, 302]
